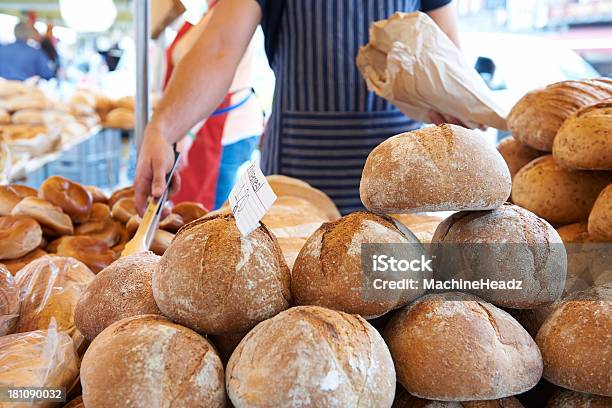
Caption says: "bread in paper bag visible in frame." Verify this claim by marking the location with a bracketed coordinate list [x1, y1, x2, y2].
[356, 12, 507, 130]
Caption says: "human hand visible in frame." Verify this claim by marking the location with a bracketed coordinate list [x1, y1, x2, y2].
[134, 124, 181, 215]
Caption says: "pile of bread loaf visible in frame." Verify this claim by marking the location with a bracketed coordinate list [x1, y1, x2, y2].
[71, 89, 136, 130]
[0, 80, 100, 164]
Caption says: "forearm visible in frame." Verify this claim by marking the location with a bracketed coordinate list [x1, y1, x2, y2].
[427, 2, 460, 48]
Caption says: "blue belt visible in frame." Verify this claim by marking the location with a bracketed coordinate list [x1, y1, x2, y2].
[210, 89, 254, 117]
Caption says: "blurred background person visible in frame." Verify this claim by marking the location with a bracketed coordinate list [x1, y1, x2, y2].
[0, 21, 53, 80]
[37, 23, 60, 78]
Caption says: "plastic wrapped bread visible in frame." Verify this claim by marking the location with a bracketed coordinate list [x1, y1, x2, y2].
[357, 12, 507, 130]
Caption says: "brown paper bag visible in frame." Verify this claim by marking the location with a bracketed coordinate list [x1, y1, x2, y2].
[357, 12, 508, 130]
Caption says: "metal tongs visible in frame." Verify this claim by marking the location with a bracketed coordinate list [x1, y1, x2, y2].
[121, 149, 182, 257]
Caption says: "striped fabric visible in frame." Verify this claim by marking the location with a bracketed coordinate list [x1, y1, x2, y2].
[261, 0, 423, 214]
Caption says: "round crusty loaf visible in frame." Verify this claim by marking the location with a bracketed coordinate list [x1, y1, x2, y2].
[74, 251, 162, 341]
[393, 387, 524, 408]
[360, 124, 511, 213]
[226, 306, 395, 408]
[431, 204, 567, 308]
[0, 265, 19, 336]
[391, 213, 445, 244]
[508, 78, 612, 151]
[536, 284, 611, 397]
[267, 174, 341, 220]
[497, 136, 544, 179]
[292, 211, 427, 318]
[588, 184, 612, 241]
[384, 292, 543, 401]
[545, 389, 612, 408]
[14, 256, 95, 346]
[512, 155, 612, 225]
[153, 213, 291, 335]
[81, 314, 225, 408]
[553, 99, 612, 170]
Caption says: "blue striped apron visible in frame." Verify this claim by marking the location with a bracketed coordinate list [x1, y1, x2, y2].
[261, 0, 422, 214]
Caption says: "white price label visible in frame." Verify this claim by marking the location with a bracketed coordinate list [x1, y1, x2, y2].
[228, 162, 277, 236]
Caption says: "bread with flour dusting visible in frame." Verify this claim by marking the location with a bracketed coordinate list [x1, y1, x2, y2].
[384, 292, 542, 401]
[536, 284, 611, 397]
[153, 213, 291, 335]
[74, 251, 162, 341]
[292, 211, 427, 318]
[81, 314, 226, 408]
[360, 124, 511, 213]
[226, 306, 395, 408]
[545, 389, 612, 407]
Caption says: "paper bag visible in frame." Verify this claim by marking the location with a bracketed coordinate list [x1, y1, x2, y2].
[357, 12, 508, 130]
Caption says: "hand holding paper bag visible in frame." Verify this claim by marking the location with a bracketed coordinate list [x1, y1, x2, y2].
[357, 12, 508, 130]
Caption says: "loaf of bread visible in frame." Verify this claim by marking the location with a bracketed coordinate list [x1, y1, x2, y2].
[262, 195, 328, 238]
[11, 196, 74, 236]
[39, 176, 93, 224]
[111, 197, 137, 223]
[556, 222, 592, 243]
[267, 174, 341, 220]
[0, 108, 9, 124]
[360, 124, 511, 213]
[104, 107, 134, 129]
[0, 265, 19, 336]
[226, 306, 396, 408]
[81, 314, 226, 408]
[14, 256, 94, 346]
[553, 99, 612, 170]
[75, 252, 162, 341]
[74, 217, 123, 247]
[508, 78, 612, 151]
[171, 201, 208, 223]
[512, 156, 612, 225]
[0, 248, 47, 275]
[0, 185, 24, 216]
[276, 236, 307, 270]
[497, 136, 544, 179]
[431, 204, 567, 308]
[292, 211, 427, 318]
[0, 215, 43, 260]
[0, 329, 79, 408]
[54, 236, 117, 273]
[384, 292, 542, 401]
[153, 213, 291, 335]
[85, 185, 108, 204]
[391, 213, 446, 244]
[108, 186, 134, 208]
[545, 389, 612, 407]
[11, 108, 45, 125]
[588, 184, 612, 241]
[536, 284, 611, 396]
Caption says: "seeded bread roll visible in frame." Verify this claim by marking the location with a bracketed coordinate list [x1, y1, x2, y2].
[587, 184, 612, 241]
[545, 389, 612, 408]
[553, 99, 612, 170]
[431, 204, 567, 308]
[153, 213, 291, 335]
[360, 124, 511, 213]
[226, 306, 396, 408]
[497, 136, 544, 179]
[81, 314, 226, 408]
[512, 156, 612, 225]
[508, 78, 612, 151]
[74, 252, 162, 341]
[292, 211, 427, 318]
[536, 284, 611, 397]
[384, 292, 543, 401]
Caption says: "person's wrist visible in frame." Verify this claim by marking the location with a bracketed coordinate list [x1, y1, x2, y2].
[147, 115, 173, 144]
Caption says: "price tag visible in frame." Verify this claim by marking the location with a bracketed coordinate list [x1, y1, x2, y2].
[229, 162, 277, 236]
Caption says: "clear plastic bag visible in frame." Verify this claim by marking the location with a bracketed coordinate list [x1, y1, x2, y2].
[0, 264, 19, 336]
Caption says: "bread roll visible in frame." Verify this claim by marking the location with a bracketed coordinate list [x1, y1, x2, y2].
[111, 197, 136, 223]
[0, 265, 19, 336]
[508, 79, 612, 151]
[55, 236, 117, 273]
[384, 292, 542, 401]
[536, 284, 611, 396]
[292, 211, 427, 318]
[114, 95, 135, 110]
[0, 108, 9, 124]
[75, 252, 162, 341]
[497, 136, 544, 179]
[0, 215, 43, 260]
[125, 215, 175, 255]
[267, 174, 341, 220]
[14, 256, 94, 345]
[153, 213, 291, 335]
[588, 184, 612, 241]
[391, 213, 445, 244]
[226, 306, 395, 408]
[553, 99, 612, 170]
[431, 204, 567, 308]
[556, 223, 592, 244]
[158, 212, 184, 233]
[11, 108, 45, 125]
[0, 185, 23, 216]
[86, 185, 108, 203]
[74, 218, 123, 247]
[0, 248, 47, 275]
[81, 314, 226, 408]
[90, 202, 111, 220]
[171, 201, 207, 223]
[11, 196, 74, 236]
[360, 124, 511, 213]
[104, 107, 134, 129]
[0, 329, 79, 408]
[512, 156, 612, 225]
[39, 176, 92, 224]
[545, 389, 612, 408]
[108, 185, 134, 208]
[10, 184, 37, 198]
